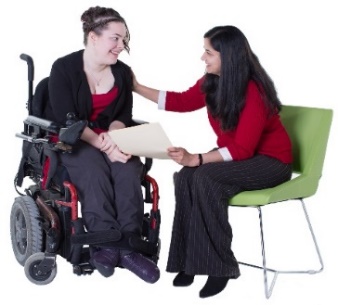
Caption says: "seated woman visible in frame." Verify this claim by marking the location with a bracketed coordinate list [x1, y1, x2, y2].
[133, 25, 293, 297]
[45, 6, 159, 284]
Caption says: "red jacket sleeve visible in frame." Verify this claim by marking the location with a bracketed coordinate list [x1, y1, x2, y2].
[165, 77, 206, 112]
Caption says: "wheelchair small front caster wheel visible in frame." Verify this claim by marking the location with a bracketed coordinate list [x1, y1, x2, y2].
[24, 252, 57, 285]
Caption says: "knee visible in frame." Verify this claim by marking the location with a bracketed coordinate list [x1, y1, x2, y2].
[118, 157, 144, 179]
[174, 167, 195, 187]
[191, 166, 212, 186]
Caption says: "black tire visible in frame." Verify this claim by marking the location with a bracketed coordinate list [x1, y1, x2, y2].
[24, 252, 57, 285]
[10, 196, 43, 266]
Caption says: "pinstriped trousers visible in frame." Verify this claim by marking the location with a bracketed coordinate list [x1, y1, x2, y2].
[166, 155, 292, 278]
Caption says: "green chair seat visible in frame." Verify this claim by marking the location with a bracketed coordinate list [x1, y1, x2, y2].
[229, 174, 319, 206]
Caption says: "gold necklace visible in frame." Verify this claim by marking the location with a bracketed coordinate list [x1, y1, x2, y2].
[87, 67, 107, 86]
[90, 71, 103, 86]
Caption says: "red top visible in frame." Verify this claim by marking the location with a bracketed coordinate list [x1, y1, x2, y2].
[165, 78, 292, 163]
[91, 86, 119, 134]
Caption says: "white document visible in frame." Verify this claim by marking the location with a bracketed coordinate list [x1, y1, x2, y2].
[108, 122, 173, 159]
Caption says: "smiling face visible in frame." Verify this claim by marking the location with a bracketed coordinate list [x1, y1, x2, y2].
[201, 38, 221, 76]
[89, 21, 128, 65]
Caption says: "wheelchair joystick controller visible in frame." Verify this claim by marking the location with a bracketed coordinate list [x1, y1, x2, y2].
[65, 112, 77, 127]
[58, 113, 87, 146]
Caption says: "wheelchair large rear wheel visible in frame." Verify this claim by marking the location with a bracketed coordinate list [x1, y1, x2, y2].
[10, 196, 43, 266]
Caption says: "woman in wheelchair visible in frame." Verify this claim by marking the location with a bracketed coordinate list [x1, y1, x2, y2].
[44, 6, 159, 283]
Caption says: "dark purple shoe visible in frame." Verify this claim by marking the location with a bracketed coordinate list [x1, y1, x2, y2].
[91, 248, 120, 278]
[119, 252, 160, 283]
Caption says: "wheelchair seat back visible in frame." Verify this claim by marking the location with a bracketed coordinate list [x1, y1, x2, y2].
[16, 77, 71, 195]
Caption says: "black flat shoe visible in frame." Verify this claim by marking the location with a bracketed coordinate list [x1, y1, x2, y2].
[199, 276, 229, 298]
[173, 271, 195, 287]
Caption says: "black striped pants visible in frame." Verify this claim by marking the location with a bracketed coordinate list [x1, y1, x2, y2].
[166, 155, 292, 278]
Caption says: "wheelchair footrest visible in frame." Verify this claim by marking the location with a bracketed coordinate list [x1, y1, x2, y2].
[129, 235, 158, 256]
[97, 232, 159, 256]
[71, 229, 122, 245]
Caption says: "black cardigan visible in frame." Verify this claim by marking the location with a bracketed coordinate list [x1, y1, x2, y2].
[46, 49, 133, 129]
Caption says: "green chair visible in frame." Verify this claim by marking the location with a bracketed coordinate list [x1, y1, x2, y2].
[229, 105, 333, 299]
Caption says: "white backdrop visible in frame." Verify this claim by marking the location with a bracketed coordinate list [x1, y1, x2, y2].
[1, 1, 337, 304]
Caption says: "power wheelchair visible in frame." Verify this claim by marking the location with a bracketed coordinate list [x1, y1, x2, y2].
[10, 54, 161, 285]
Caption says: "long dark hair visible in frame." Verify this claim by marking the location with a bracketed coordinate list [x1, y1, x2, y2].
[201, 25, 281, 131]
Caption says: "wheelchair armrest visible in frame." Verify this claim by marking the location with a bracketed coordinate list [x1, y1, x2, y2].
[58, 120, 87, 145]
[24, 115, 61, 134]
[20, 115, 87, 147]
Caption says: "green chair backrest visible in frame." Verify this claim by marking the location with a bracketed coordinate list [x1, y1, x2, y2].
[280, 105, 333, 179]
[229, 105, 333, 206]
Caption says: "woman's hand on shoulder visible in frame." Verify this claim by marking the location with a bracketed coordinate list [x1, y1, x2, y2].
[131, 69, 139, 92]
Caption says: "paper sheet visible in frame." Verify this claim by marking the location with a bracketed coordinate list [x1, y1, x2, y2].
[108, 122, 173, 159]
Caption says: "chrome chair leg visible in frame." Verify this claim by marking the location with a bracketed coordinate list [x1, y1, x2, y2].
[237, 199, 324, 299]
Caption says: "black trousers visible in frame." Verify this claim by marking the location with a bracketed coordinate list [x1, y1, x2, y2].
[60, 141, 144, 235]
[166, 155, 292, 278]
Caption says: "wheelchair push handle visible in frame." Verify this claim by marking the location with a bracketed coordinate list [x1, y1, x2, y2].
[20, 53, 35, 115]
[20, 53, 34, 82]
